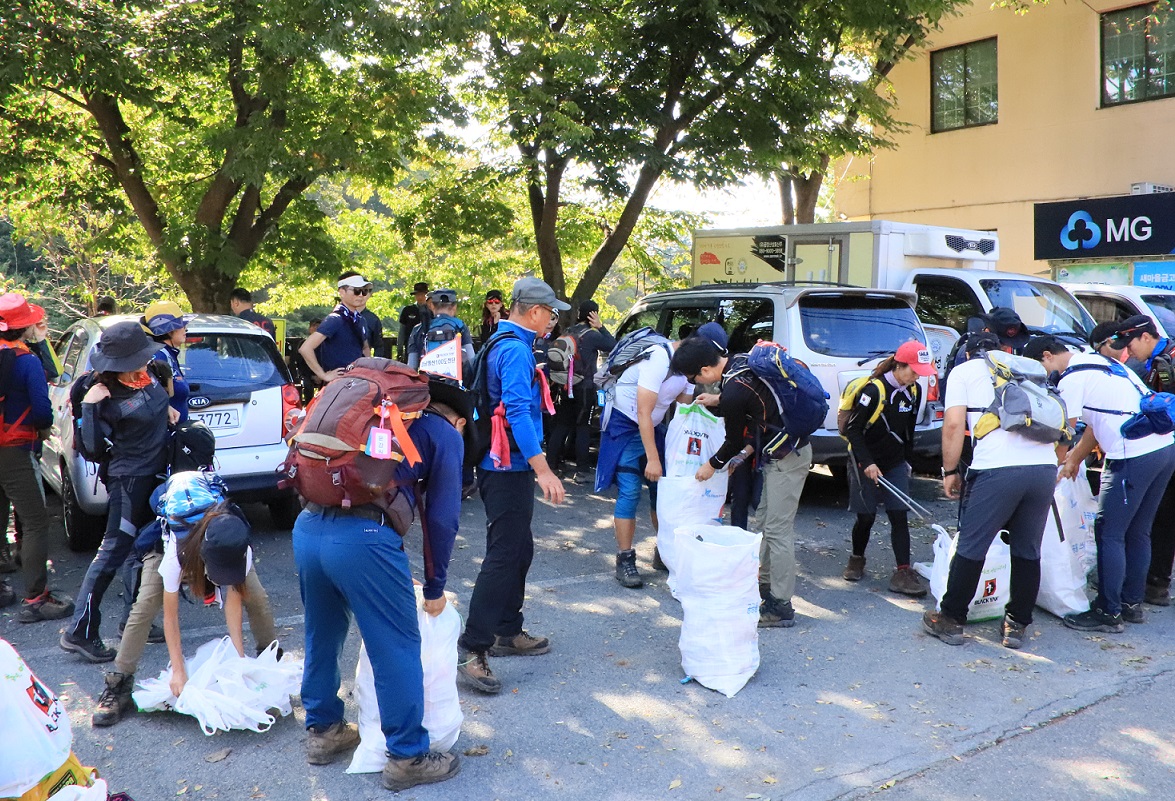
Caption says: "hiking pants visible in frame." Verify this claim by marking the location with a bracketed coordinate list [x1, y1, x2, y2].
[759, 445, 812, 603]
[1147, 474, 1175, 587]
[0, 447, 50, 599]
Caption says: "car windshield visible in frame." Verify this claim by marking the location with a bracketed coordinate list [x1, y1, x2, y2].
[979, 279, 1094, 338]
[180, 332, 289, 388]
[1142, 295, 1175, 334]
[798, 295, 925, 358]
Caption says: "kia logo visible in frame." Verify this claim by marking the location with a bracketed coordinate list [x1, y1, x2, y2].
[188, 396, 211, 409]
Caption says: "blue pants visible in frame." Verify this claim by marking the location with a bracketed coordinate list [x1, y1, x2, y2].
[1096, 446, 1175, 615]
[293, 510, 429, 759]
[614, 437, 658, 521]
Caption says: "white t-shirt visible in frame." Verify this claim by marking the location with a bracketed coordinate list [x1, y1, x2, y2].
[160, 532, 253, 607]
[943, 358, 1058, 470]
[610, 344, 693, 426]
[1058, 352, 1174, 460]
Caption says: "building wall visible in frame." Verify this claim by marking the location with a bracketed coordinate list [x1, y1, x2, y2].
[836, 0, 1175, 273]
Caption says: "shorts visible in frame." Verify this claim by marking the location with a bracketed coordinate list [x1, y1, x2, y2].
[614, 437, 658, 520]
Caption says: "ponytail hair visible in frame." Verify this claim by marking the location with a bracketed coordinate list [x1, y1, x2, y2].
[870, 355, 899, 379]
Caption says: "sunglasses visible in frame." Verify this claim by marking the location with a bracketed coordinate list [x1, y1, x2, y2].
[344, 287, 371, 296]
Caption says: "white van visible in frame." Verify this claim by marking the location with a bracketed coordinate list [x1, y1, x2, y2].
[1064, 283, 1175, 338]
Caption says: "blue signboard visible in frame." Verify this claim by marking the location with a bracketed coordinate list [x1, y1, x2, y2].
[1133, 261, 1175, 291]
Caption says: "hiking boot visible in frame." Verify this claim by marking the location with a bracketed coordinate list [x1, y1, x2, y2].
[843, 554, 866, 582]
[19, 590, 74, 623]
[489, 631, 551, 656]
[651, 546, 667, 572]
[119, 619, 165, 644]
[758, 596, 796, 628]
[305, 721, 360, 765]
[1063, 607, 1124, 633]
[1144, 578, 1171, 607]
[382, 750, 461, 791]
[922, 610, 964, 646]
[0, 542, 16, 574]
[888, 566, 927, 597]
[1001, 614, 1028, 650]
[457, 649, 501, 694]
[59, 632, 117, 663]
[0, 580, 15, 608]
[615, 549, 643, 588]
[92, 672, 136, 727]
[1121, 602, 1145, 624]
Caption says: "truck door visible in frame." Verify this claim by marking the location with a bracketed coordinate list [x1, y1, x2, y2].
[791, 235, 849, 283]
[909, 275, 984, 336]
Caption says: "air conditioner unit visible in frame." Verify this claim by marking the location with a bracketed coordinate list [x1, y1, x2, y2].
[1131, 182, 1175, 195]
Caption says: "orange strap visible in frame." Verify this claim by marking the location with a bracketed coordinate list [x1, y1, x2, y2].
[386, 403, 422, 466]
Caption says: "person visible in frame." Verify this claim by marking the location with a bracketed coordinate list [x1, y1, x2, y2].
[398, 282, 430, 361]
[1088, 320, 1142, 374]
[141, 301, 193, 423]
[298, 274, 372, 383]
[479, 289, 507, 347]
[1110, 315, 1175, 606]
[92, 475, 278, 727]
[61, 322, 178, 663]
[672, 335, 812, 627]
[841, 341, 935, 596]
[1025, 335, 1175, 632]
[458, 277, 567, 695]
[95, 296, 117, 316]
[294, 372, 469, 791]
[406, 288, 475, 379]
[923, 335, 1058, 650]
[335, 271, 386, 359]
[0, 293, 74, 622]
[288, 318, 322, 404]
[229, 287, 276, 338]
[547, 300, 616, 483]
[597, 329, 694, 590]
[944, 307, 1031, 378]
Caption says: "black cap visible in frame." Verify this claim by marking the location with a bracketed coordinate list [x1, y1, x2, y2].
[1089, 320, 1124, 350]
[577, 299, 599, 321]
[982, 307, 1030, 349]
[1111, 314, 1160, 347]
[201, 514, 250, 587]
[413, 282, 429, 294]
[485, 289, 503, 302]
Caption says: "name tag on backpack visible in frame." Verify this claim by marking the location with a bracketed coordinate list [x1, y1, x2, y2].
[366, 427, 394, 459]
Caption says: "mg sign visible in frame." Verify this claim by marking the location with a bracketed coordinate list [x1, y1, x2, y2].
[1036, 194, 1175, 259]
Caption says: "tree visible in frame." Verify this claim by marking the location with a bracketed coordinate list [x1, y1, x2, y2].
[0, 0, 463, 311]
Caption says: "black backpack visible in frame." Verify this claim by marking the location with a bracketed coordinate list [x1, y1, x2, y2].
[466, 329, 522, 467]
[69, 371, 108, 464]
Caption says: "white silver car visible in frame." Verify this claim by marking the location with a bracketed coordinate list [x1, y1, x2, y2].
[41, 314, 302, 550]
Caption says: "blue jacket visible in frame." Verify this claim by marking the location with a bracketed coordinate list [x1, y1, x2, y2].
[396, 411, 463, 600]
[0, 344, 53, 450]
[156, 344, 189, 423]
[480, 319, 543, 472]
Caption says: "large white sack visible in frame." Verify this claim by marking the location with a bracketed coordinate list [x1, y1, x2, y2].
[663, 403, 726, 478]
[928, 524, 1011, 622]
[0, 639, 73, 798]
[656, 473, 728, 587]
[675, 525, 762, 697]
[43, 778, 109, 800]
[348, 590, 463, 773]
[1056, 467, 1098, 576]
[1037, 485, 1092, 618]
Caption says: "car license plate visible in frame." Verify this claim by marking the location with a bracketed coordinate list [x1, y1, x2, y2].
[192, 408, 240, 430]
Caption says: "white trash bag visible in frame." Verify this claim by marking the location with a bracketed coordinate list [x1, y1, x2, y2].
[675, 524, 762, 697]
[134, 637, 302, 735]
[1056, 466, 1098, 576]
[663, 402, 726, 478]
[655, 473, 728, 585]
[0, 639, 73, 798]
[927, 524, 1011, 622]
[348, 589, 463, 773]
[1037, 492, 1092, 618]
[43, 778, 109, 800]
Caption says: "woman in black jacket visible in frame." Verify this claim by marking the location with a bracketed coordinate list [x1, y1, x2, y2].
[841, 341, 936, 596]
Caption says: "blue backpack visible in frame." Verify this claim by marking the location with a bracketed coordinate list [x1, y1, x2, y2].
[1061, 358, 1175, 439]
[729, 341, 830, 457]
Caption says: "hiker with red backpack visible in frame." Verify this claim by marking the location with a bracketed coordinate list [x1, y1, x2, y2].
[285, 361, 471, 791]
[0, 293, 74, 622]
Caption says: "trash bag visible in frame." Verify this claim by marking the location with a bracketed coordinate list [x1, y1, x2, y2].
[927, 524, 1011, 622]
[674, 525, 762, 697]
[655, 473, 728, 594]
[663, 403, 725, 478]
[1056, 465, 1098, 577]
[0, 639, 74, 798]
[133, 638, 302, 735]
[1037, 493, 1092, 618]
[348, 589, 463, 773]
[36, 777, 108, 801]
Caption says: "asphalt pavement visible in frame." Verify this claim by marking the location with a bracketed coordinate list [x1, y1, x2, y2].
[3, 468, 1174, 800]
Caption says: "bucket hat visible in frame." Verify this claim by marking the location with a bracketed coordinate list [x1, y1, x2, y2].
[0, 293, 46, 331]
[141, 300, 194, 337]
[91, 321, 163, 373]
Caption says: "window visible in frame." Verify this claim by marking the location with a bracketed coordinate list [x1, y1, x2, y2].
[58, 328, 89, 386]
[1142, 294, 1175, 333]
[181, 333, 290, 390]
[1075, 293, 1138, 326]
[662, 303, 718, 341]
[1102, 4, 1175, 106]
[931, 38, 998, 132]
[979, 279, 1095, 338]
[616, 304, 663, 338]
[913, 277, 983, 335]
[797, 296, 924, 358]
[716, 299, 775, 354]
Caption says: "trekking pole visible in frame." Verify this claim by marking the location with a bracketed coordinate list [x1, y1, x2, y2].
[876, 475, 934, 523]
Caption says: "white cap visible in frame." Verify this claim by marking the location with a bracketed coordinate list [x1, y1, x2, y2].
[338, 274, 373, 289]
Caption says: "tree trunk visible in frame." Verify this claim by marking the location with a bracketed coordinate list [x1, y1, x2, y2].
[793, 156, 830, 224]
[536, 156, 567, 297]
[776, 171, 795, 225]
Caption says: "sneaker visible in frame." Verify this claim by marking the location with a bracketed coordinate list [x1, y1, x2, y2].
[0, 580, 15, 608]
[843, 554, 866, 582]
[119, 620, 165, 644]
[1144, 580, 1171, 607]
[1063, 607, 1124, 633]
[305, 721, 360, 765]
[92, 672, 136, 727]
[19, 591, 75, 623]
[888, 566, 928, 597]
[758, 596, 796, 628]
[922, 610, 964, 646]
[615, 549, 643, 589]
[59, 632, 117, 663]
[651, 546, 668, 572]
[457, 649, 502, 694]
[1121, 602, 1145, 624]
[461, 482, 477, 500]
[1001, 614, 1027, 649]
[489, 630, 551, 656]
[382, 751, 461, 791]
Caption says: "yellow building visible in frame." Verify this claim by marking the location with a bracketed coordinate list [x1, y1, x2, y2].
[836, 0, 1175, 285]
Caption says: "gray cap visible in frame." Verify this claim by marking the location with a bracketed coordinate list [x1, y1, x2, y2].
[511, 277, 570, 311]
[429, 288, 458, 304]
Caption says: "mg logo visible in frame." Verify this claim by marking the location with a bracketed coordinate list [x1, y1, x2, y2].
[1060, 211, 1101, 251]
[188, 396, 211, 409]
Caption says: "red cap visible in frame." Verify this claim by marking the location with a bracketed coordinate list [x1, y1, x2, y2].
[894, 341, 936, 376]
[0, 293, 45, 331]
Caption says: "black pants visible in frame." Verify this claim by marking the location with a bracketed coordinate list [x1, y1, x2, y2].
[548, 383, 591, 472]
[460, 470, 537, 653]
[728, 458, 761, 530]
[1147, 475, 1175, 586]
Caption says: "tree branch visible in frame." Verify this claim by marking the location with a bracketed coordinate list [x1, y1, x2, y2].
[236, 176, 313, 260]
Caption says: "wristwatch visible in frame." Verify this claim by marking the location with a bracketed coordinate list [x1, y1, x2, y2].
[941, 466, 960, 478]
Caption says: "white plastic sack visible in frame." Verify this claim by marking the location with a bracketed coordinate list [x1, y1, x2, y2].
[43, 778, 109, 800]
[1037, 492, 1092, 618]
[1056, 466, 1098, 576]
[928, 524, 1011, 622]
[664, 403, 725, 478]
[134, 638, 302, 735]
[655, 473, 728, 586]
[675, 524, 762, 697]
[348, 590, 463, 773]
[0, 639, 72, 798]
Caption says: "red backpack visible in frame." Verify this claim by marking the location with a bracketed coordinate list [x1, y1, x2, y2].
[279, 358, 431, 533]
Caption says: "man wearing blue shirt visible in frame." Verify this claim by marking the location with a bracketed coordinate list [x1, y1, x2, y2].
[458, 277, 568, 694]
[298, 274, 373, 383]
